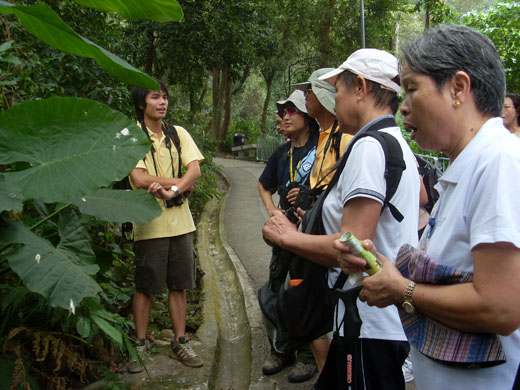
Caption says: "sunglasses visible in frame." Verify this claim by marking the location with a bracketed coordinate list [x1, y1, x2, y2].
[282, 106, 301, 116]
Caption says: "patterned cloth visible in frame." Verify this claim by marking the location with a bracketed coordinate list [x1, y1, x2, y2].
[395, 244, 506, 368]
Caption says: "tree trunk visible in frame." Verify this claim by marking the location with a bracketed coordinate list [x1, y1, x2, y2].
[210, 66, 232, 141]
[425, 6, 430, 30]
[145, 30, 156, 74]
[221, 67, 232, 140]
[393, 16, 400, 53]
[320, 0, 335, 66]
[261, 69, 275, 133]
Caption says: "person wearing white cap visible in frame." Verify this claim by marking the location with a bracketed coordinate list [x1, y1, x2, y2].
[263, 48, 421, 389]
[258, 90, 320, 383]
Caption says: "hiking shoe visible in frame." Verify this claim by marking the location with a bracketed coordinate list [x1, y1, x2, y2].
[169, 335, 203, 367]
[288, 362, 317, 383]
[127, 342, 148, 374]
[262, 354, 294, 375]
[402, 356, 414, 383]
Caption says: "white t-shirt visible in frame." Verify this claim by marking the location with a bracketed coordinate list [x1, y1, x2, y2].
[414, 118, 520, 390]
[323, 115, 420, 340]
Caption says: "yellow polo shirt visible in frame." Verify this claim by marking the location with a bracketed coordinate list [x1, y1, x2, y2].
[131, 124, 204, 241]
[310, 125, 353, 189]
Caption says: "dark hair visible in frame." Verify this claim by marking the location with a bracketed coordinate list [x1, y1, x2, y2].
[131, 79, 169, 121]
[506, 93, 520, 126]
[402, 24, 505, 117]
[341, 71, 401, 115]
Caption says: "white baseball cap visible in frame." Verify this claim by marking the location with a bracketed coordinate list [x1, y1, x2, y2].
[319, 48, 402, 95]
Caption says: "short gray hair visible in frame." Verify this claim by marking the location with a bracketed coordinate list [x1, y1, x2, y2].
[401, 24, 505, 117]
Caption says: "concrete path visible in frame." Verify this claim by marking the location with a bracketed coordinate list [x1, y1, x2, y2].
[215, 157, 272, 291]
[215, 157, 315, 389]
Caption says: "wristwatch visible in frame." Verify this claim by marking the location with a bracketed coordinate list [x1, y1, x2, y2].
[171, 185, 180, 197]
[402, 281, 416, 314]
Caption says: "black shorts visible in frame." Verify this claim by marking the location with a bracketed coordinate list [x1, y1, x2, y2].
[134, 234, 196, 294]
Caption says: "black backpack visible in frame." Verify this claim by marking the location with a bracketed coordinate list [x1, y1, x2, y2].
[258, 117, 406, 352]
[415, 154, 441, 214]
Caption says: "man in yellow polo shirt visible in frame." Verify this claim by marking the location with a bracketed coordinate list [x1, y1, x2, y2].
[295, 68, 353, 194]
[127, 80, 204, 373]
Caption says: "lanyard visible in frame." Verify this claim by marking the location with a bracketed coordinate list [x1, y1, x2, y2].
[289, 141, 302, 183]
[316, 121, 339, 182]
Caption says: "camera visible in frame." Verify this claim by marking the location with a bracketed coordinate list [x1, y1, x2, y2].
[278, 183, 315, 212]
[164, 190, 190, 208]
[284, 206, 300, 224]
[295, 185, 314, 211]
[277, 182, 299, 211]
[165, 195, 184, 207]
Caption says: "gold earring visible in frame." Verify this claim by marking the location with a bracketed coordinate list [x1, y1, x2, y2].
[454, 100, 461, 108]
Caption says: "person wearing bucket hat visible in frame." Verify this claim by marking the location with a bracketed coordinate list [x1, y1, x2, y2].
[294, 68, 353, 196]
[263, 48, 421, 390]
[335, 25, 520, 390]
[258, 90, 320, 383]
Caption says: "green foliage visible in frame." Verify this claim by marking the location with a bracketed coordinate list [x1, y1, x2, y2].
[0, 97, 153, 203]
[0, 0, 192, 387]
[0, 1, 159, 89]
[71, 0, 183, 22]
[463, 2, 520, 92]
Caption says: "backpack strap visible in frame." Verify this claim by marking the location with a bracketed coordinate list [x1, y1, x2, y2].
[364, 130, 406, 222]
[139, 120, 159, 176]
[164, 122, 183, 178]
[325, 117, 406, 222]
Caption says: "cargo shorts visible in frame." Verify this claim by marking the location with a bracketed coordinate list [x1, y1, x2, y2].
[133, 233, 196, 294]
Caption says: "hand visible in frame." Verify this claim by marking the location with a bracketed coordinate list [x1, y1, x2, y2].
[148, 182, 174, 200]
[333, 237, 368, 274]
[353, 244, 408, 308]
[286, 187, 300, 205]
[267, 207, 284, 217]
[262, 210, 297, 248]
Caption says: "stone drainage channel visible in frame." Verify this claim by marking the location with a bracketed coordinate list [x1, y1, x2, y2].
[196, 196, 255, 389]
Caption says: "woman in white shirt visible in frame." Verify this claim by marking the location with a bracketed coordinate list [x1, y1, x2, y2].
[334, 24, 520, 390]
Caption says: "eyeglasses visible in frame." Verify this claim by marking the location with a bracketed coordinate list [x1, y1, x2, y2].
[282, 106, 301, 116]
[304, 89, 313, 98]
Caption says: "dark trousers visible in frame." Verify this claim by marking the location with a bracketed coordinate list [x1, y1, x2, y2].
[315, 336, 409, 390]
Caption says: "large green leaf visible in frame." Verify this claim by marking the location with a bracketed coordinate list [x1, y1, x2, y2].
[0, 1, 159, 89]
[0, 212, 101, 310]
[0, 97, 150, 203]
[71, 0, 183, 22]
[69, 188, 161, 224]
[0, 179, 23, 213]
[90, 313, 123, 345]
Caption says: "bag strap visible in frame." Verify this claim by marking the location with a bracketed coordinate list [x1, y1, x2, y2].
[164, 122, 183, 178]
[326, 117, 405, 222]
[365, 130, 406, 222]
[139, 120, 160, 176]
